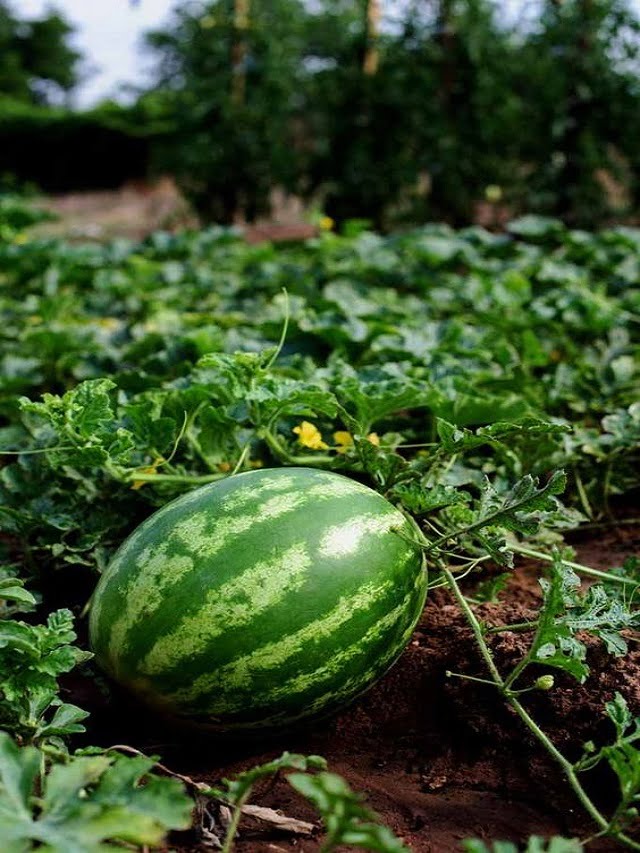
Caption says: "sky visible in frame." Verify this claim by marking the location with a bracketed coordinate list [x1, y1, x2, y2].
[21, 0, 177, 106]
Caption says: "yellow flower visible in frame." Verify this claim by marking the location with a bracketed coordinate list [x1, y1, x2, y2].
[484, 184, 503, 203]
[333, 431, 354, 454]
[319, 216, 335, 232]
[131, 468, 158, 490]
[96, 317, 119, 330]
[130, 456, 164, 490]
[333, 430, 380, 453]
[293, 421, 328, 450]
[13, 232, 28, 245]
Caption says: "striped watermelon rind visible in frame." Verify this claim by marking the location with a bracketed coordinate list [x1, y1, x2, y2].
[89, 467, 427, 731]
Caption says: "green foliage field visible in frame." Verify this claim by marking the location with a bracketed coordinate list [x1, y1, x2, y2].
[1, 203, 640, 850]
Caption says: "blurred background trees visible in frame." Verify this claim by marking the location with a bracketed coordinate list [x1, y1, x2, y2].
[2, 0, 640, 228]
[144, 0, 310, 223]
[0, 1, 80, 104]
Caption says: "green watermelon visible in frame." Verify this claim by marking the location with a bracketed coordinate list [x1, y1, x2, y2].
[89, 467, 427, 731]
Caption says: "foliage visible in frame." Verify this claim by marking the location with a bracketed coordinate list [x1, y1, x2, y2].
[144, 0, 311, 223]
[1, 207, 640, 848]
[288, 771, 409, 852]
[0, 600, 90, 747]
[0, 195, 54, 241]
[143, 0, 640, 227]
[463, 838, 583, 853]
[210, 753, 409, 852]
[0, 100, 167, 194]
[516, 0, 640, 225]
[0, 734, 193, 851]
[0, 2, 80, 105]
[3, 0, 640, 225]
[574, 693, 640, 837]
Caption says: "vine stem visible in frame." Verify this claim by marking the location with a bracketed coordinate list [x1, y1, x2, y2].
[507, 698, 615, 836]
[106, 744, 209, 792]
[577, 518, 640, 531]
[221, 790, 252, 853]
[264, 288, 290, 371]
[123, 472, 227, 485]
[441, 565, 505, 688]
[440, 563, 619, 842]
[0, 445, 75, 455]
[485, 620, 537, 635]
[259, 428, 334, 467]
[574, 469, 594, 519]
[511, 544, 638, 588]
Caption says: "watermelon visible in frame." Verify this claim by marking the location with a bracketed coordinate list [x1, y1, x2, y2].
[89, 467, 427, 731]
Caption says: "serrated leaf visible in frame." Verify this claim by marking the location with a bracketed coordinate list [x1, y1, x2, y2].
[0, 735, 192, 851]
[389, 481, 469, 514]
[288, 771, 409, 853]
[212, 752, 327, 804]
[530, 560, 590, 683]
[0, 608, 91, 744]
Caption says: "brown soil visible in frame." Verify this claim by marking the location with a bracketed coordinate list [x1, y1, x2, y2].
[34, 180, 317, 243]
[72, 521, 640, 853]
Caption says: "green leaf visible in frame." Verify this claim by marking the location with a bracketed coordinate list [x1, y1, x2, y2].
[0, 580, 36, 610]
[0, 735, 193, 852]
[476, 471, 567, 537]
[471, 572, 511, 603]
[336, 373, 433, 432]
[37, 704, 89, 740]
[520, 553, 640, 684]
[563, 584, 640, 657]
[508, 216, 565, 240]
[436, 419, 569, 455]
[0, 608, 91, 744]
[288, 771, 409, 853]
[463, 837, 583, 853]
[390, 481, 469, 515]
[531, 559, 590, 683]
[211, 752, 326, 804]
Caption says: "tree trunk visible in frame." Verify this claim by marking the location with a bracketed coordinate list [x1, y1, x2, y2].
[232, 0, 250, 105]
[555, 0, 596, 222]
[437, 0, 455, 99]
[363, 0, 381, 76]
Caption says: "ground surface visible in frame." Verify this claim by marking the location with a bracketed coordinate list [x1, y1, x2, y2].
[34, 180, 316, 243]
[70, 516, 639, 852]
[13, 196, 638, 850]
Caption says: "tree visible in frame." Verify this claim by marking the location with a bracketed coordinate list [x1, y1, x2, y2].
[144, 0, 640, 228]
[145, 0, 309, 223]
[395, 0, 525, 224]
[0, 1, 80, 105]
[302, 0, 523, 227]
[515, 0, 640, 224]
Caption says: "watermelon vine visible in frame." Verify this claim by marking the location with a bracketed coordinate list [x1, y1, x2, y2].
[1, 202, 640, 850]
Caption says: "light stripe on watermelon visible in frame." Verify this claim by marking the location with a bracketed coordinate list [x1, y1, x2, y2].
[89, 467, 427, 730]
